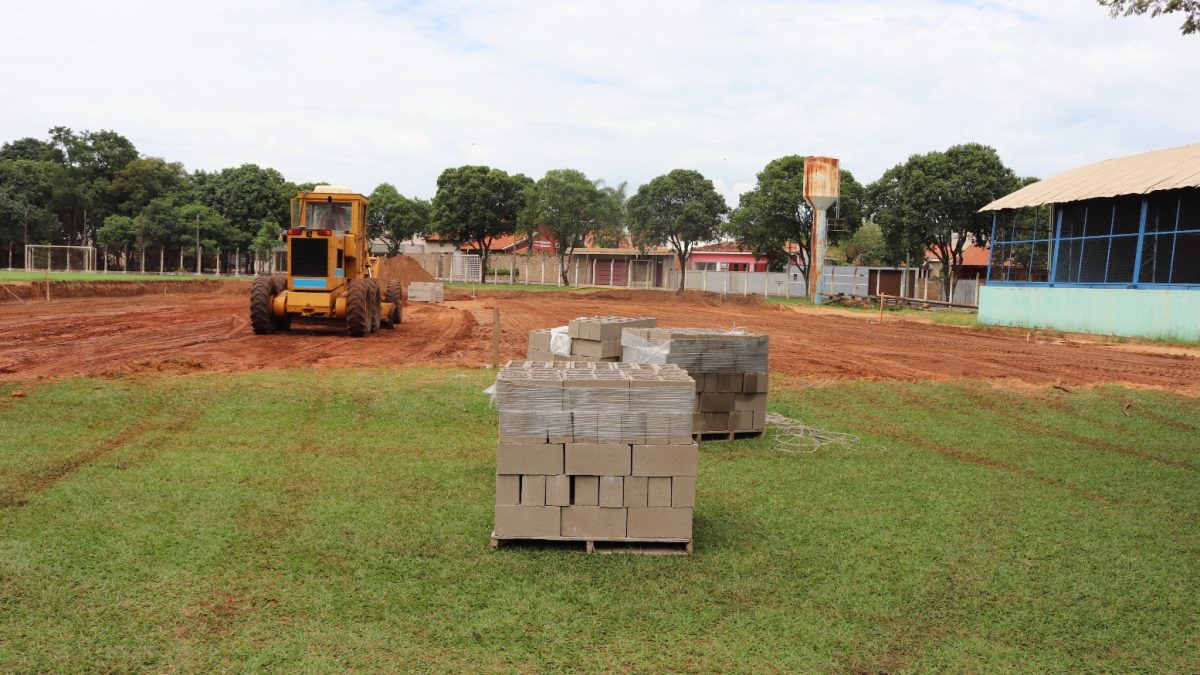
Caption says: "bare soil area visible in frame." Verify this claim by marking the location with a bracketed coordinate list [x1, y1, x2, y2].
[1, 287, 1197, 391]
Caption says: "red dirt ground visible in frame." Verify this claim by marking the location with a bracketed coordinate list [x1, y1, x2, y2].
[1, 287, 1197, 391]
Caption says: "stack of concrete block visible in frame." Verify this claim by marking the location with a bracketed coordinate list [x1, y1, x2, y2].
[493, 361, 698, 544]
[567, 316, 656, 361]
[621, 328, 769, 438]
[526, 329, 583, 362]
[407, 282, 444, 303]
[526, 316, 656, 362]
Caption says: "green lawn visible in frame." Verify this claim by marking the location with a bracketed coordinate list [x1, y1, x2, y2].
[0, 370, 1197, 671]
[0, 270, 249, 283]
[764, 295, 984, 328]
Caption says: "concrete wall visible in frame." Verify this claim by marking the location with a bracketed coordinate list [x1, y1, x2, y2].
[979, 286, 1200, 341]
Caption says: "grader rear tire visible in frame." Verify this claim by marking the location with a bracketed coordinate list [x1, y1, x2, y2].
[250, 275, 275, 334]
[384, 279, 401, 327]
[346, 279, 370, 337]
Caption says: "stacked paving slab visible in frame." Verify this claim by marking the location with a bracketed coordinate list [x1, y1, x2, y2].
[407, 282, 444, 303]
[493, 361, 698, 544]
[622, 328, 770, 438]
[527, 316, 657, 362]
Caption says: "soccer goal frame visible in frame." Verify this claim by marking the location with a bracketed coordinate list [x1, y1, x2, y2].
[24, 245, 98, 273]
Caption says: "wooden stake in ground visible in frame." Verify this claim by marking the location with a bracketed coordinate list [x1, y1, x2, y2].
[492, 307, 501, 369]
[878, 293, 885, 323]
[45, 265, 50, 303]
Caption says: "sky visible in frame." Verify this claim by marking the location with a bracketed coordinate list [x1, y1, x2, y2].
[2, 0, 1197, 205]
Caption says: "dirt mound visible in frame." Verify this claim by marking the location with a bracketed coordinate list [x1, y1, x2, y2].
[0, 279, 246, 303]
[373, 255, 435, 298]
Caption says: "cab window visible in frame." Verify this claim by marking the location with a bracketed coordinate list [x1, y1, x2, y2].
[305, 202, 352, 231]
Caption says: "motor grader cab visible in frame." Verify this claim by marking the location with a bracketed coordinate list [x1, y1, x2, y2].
[250, 185, 401, 337]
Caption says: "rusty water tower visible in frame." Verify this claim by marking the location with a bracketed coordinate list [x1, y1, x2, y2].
[803, 156, 840, 303]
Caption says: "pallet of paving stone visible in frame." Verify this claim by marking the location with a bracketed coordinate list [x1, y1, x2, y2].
[407, 282, 444, 303]
[492, 360, 698, 549]
[489, 535, 692, 555]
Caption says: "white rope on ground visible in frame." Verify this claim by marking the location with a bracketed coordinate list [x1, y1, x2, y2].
[765, 412, 881, 455]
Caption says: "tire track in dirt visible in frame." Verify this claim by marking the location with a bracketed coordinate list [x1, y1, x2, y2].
[949, 386, 1200, 472]
[842, 386, 1117, 504]
[0, 400, 171, 508]
[2, 288, 1199, 390]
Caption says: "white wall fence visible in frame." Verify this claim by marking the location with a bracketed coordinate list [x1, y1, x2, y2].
[665, 269, 796, 297]
[398, 253, 983, 305]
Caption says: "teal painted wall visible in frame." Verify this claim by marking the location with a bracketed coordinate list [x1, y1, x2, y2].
[979, 286, 1200, 341]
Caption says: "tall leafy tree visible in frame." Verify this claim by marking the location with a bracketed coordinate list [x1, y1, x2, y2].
[0, 138, 60, 162]
[175, 202, 241, 271]
[192, 164, 292, 246]
[519, 169, 611, 285]
[96, 214, 138, 267]
[591, 180, 629, 248]
[251, 220, 283, 273]
[1098, 0, 1199, 34]
[109, 157, 188, 216]
[369, 183, 431, 255]
[842, 221, 888, 265]
[0, 159, 61, 266]
[627, 169, 728, 291]
[867, 143, 1020, 298]
[45, 127, 139, 244]
[725, 156, 866, 281]
[430, 165, 532, 281]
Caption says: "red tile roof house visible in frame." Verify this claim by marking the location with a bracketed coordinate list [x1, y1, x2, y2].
[925, 243, 991, 280]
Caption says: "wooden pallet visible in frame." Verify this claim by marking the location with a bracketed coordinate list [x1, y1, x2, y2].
[490, 534, 693, 555]
[694, 430, 765, 442]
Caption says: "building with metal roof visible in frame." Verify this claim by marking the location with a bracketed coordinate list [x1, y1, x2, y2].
[978, 144, 1199, 340]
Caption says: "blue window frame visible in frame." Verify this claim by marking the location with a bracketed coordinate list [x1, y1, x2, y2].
[987, 188, 1200, 289]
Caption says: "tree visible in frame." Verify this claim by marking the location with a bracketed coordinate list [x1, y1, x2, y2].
[591, 180, 629, 248]
[251, 220, 283, 273]
[725, 156, 866, 280]
[192, 164, 292, 245]
[867, 143, 1020, 299]
[1099, 0, 1199, 34]
[45, 127, 139, 245]
[0, 138, 60, 162]
[176, 202, 242, 272]
[627, 169, 728, 291]
[109, 157, 188, 216]
[430, 165, 531, 281]
[0, 159, 61, 266]
[368, 183, 431, 255]
[519, 169, 611, 285]
[841, 221, 888, 265]
[96, 214, 138, 268]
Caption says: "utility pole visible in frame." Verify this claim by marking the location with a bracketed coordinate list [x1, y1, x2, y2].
[22, 204, 29, 269]
[195, 213, 201, 275]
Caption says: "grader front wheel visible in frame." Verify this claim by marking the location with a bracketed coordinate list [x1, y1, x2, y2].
[250, 276, 276, 334]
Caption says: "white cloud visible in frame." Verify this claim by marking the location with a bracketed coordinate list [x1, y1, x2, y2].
[2, 0, 1196, 206]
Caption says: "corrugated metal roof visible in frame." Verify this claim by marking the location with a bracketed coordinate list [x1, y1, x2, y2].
[981, 143, 1200, 211]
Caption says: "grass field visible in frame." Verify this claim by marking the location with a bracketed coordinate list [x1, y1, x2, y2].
[1, 370, 1197, 671]
[0, 270, 247, 283]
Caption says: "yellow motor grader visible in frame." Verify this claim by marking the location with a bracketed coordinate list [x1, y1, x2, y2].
[250, 185, 401, 337]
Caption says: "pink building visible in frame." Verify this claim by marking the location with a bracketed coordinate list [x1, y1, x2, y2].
[689, 242, 770, 272]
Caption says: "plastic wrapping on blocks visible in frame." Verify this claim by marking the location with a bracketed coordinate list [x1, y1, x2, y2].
[495, 361, 695, 442]
[621, 328, 769, 374]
